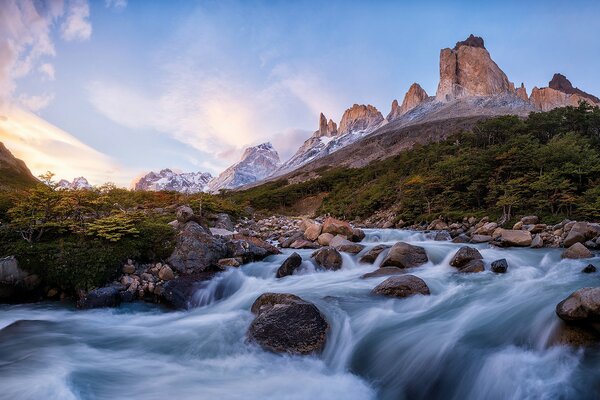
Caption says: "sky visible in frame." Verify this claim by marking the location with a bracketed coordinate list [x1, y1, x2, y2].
[1, 0, 600, 186]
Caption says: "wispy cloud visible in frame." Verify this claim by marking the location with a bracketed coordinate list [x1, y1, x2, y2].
[61, 0, 92, 42]
[17, 93, 55, 112]
[38, 63, 56, 80]
[105, 0, 127, 11]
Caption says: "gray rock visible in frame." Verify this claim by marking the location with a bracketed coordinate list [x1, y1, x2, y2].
[460, 259, 485, 273]
[276, 253, 303, 278]
[372, 275, 430, 298]
[491, 258, 508, 273]
[556, 287, 600, 322]
[176, 205, 195, 223]
[449, 246, 483, 268]
[359, 245, 390, 264]
[168, 222, 228, 274]
[381, 242, 428, 269]
[312, 247, 343, 271]
[562, 242, 593, 259]
[361, 267, 404, 279]
[531, 234, 544, 248]
[77, 286, 122, 309]
[470, 234, 492, 243]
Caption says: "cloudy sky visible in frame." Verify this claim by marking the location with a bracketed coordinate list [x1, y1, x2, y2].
[1, 0, 600, 186]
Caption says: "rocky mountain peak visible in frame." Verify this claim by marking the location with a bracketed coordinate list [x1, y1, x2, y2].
[58, 177, 92, 190]
[454, 34, 485, 50]
[338, 104, 384, 135]
[134, 169, 212, 193]
[549, 73, 600, 103]
[327, 119, 338, 136]
[436, 35, 514, 102]
[314, 113, 338, 138]
[388, 83, 429, 121]
[515, 83, 528, 101]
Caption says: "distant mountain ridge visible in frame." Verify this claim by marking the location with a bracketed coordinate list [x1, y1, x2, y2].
[134, 169, 212, 193]
[0, 142, 38, 190]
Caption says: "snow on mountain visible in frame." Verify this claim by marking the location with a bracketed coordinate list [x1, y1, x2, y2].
[134, 169, 213, 193]
[57, 177, 92, 190]
[208, 142, 280, 192]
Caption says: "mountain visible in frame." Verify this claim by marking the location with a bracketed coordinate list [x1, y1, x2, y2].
[387, 83, 429, 122]
[208, 142, 280, 192]
[0, 142, 38, 190]
[57, 177, 93, 190]
[530, 73, 600, 111]
[134, 169, 212, 193]
[276, 104, 385, 175]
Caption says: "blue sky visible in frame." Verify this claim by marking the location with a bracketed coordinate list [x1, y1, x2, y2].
[2, 0, 600, 185]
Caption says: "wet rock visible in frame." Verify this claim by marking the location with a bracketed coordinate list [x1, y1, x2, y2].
[556, 287, 600, 322]
[549, 322, 600, 347]
[322, 217, 354, 238]
[452, 234, 470, 244]
[0, 256, 42, 303]
[562, 242, 593, 259]
[77, 286, 122, 309]
[381, 242, 428, 269]
[160, 272, 217, 309]
[218, 258, 242, 268]
[330, 235, 364, 254]
[460, 259, 485, 273]
[312, 247, 343, 271]
[350, 228, 366, 242]
[276, 253, 303, 278]
[433, 231, 452, 241]
[247, 293, 329, 355]
[491, 258, 508, 273]
[168, 222, 228, 274]
[372, 275, 430, 298]
[361, 267, 404, 279]
[280, 232, 305, 248]
[450, 246, 483, 268]
[583, 264, 597, 273]
[359, 245, 390, 264]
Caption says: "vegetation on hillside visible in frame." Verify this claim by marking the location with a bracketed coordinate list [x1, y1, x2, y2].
[229, 103, 600, 224]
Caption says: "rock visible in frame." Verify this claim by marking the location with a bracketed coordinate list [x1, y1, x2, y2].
[218, 258, 242, 268]
[140, 272, 154, 282]
[122, 264, 136, 274]
[513, 221, 524, 230]
[280, 231, 305, 248]
[530, 84, 599, 112]
[168, 222, 228, 274]
[276, 253, 303, 278]
[372, 275, 430, 298]
[470, 234, 492, 243]
[0, 256, 42, 302]
[330, 235, 364, 254]
[531, 234, 544, 248]
[247, 293, 329, 354]
[582, 264, 597, 273]
[521, 215, 539, 225]
[232, 234, 280, 256]
[563, 222, 598, 247]
[176, 205, 195, 223]
[387, 83, 429, 121]
[304, 221, 322, 241]
[436, 34, 514, 101]
[312, 247, 343, 271]
[562, 242, 593, 259]
[491, 258, 508, 273]
[209, 228, 235, 237]
[549, 73, 600, 103]
[350, 228, 366, 242]
[497, 230, 532, 247]
[381, 242, 428, 269]
[77, 286, 122, 309]
[433, 231, 452, 241]
[450, 246, 483, 268]
[556, 287, 600, 322]
[214, 213, 235, 231]
[549, 322, 600, 347]
[290, 239, 320, 249]
[515, 83, 528, 101]
[317, 233, 334, 246]
[475, 222, 498, 235]
[460, 259, 485, 273]
[160, 272, 217, 309]
[564, 229, 586, 248]
[452, 234, 470, 243]
[338, 104, 384, 135]
[361, 267, 404, 279]
[359, 245, 390, 264]
[322, 217, 354, 238]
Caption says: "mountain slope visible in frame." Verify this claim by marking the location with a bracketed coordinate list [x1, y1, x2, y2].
[134, 169, 213, 193]
[0, 142, 38, 190]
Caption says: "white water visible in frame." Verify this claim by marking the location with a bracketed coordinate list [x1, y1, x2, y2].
[1, 229, 600, 400]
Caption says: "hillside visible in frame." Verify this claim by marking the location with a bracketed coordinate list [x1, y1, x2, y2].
[0, 142, 38, 190]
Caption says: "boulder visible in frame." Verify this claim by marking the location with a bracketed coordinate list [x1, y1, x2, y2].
[158, 265, 175, 281]
[350, 228, 366, 242]
[290, 239, 320, 249]
[168, 222, 228, 274]
[312, 247, 343, 271]
[361, 267, 404, 279]
[381, 242, 428, 269]
[583, 264, 597, 273]
[521, 215, 539, 225]
[160, 272, 216, 309]
[77, 286, 122, 309]
[556, 287, 600, 322]
[280, 232, 305, 248]
[372, 275, 430, 298]
[452, 234, 470, 243]
[232, 234, 280, 255]
[218, 258, 241, 268]
[460, 259, 485, 273]
[531, 234, 544, 248]
[475, 222, 498, 235]
[562, 242, 593, 259]
[449, 246, 483, 268]
[470, 234, 492, 243]
[176, 205, 195, 223]
[248, 293, 329, 355]
[433, 231, 452, 241]
[491, 258, 508, 273]
[330, 235, 364, 254]
[210, 228, 235, 237]
[0, 256, 42, 302]
[497, 230, 532, 247]
[304, 221, 322, 241]
[317, 233, 334, 246]
[322, 217, 354, 238]
[276, 253, 303, 278]
[359, 245, 390, 264]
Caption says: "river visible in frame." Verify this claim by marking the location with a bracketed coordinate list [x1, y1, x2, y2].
[1, 229, 599, 400]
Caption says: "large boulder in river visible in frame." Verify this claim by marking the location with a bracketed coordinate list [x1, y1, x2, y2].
[361, 267, 404, 279]
[449, 246, 483, 268]
[322, 217, 354, 238]
[491, 258, 508, 273]
[359, 244, 390, 264]
[497, 230, 532, 247]
[160, 272, 217, 309]
[312, 247, 343, 270]
[381, 242, 428, 269]
[276, 253, 303, 278]
[168, 222, 228, 274]
[77, 285, 123, 309]
[372, 275, 430, 298]
[329, 235, 364, 254]
[248, 293, 329, 354]
[562, 242, 593, 259]
[303, 221, 322, 241]
[556, 287, 600, 322]
[317, 233, 334, 246]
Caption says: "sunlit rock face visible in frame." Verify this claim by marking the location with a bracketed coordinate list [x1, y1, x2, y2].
[530, 74, 600, 111]
[134, 169, 213, 193]
[338, 104, 384, 135]
[436, 34, 515, 102]
[387, 83, 429, 122]
[208, 142, 280, 192]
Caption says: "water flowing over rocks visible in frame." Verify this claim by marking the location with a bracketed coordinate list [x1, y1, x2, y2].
[247, 293, 329, 354]
[276, 252, 303, 278]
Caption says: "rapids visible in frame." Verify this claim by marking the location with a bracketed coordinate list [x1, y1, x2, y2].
[1, 229, 600, 400]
